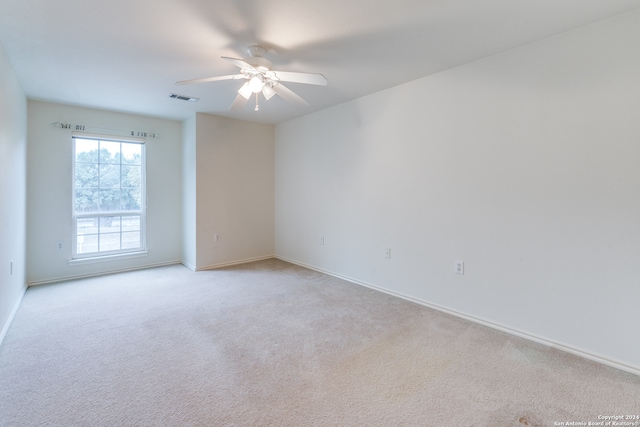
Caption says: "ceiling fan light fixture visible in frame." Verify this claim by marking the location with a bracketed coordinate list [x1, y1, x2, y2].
[262, 84, 276, 100]
[249, 75, 264, 93]
[238, 82, 252, 99]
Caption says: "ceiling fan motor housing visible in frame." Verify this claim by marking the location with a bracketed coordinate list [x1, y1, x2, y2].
[244, 45, 272, 71]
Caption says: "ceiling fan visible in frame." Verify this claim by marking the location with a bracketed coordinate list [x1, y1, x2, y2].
[176, 45, 328, 111]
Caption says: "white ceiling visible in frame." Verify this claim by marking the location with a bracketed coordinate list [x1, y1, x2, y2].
[2, 0, 640, 124]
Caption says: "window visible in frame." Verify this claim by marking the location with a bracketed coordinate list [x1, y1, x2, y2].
[72, 135, 145, 258]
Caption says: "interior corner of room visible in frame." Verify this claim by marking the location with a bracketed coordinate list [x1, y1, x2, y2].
[1, 3, 640, 381]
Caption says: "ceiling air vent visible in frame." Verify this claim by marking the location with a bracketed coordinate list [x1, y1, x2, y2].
[169, 93, 199, 102]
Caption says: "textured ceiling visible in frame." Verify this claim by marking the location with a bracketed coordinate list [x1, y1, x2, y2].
[2, 0, 640, 124]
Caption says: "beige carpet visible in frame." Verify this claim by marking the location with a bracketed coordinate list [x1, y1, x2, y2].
[1, 259, 638, 426]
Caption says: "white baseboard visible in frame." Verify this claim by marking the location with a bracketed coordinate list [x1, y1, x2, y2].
[0, 284, 27, 347]
[181, 261, 196, 271]
[27, 255, 277, 285]
[27, 260, 182, 286]
[276, 255, 640, 378]
[197, 255, 276, 271]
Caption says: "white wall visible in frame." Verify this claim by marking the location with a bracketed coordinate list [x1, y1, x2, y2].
[182, 115, 197, 270]
[192, 113, 274, 270]
[275, 10, 640, 373]
[0, 42, 27, 341]
[27, 101, 182, 284]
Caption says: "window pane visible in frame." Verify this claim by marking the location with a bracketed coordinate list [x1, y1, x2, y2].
[122, 231, 140, 249]
[77, 217, 99, 235]
[75, 189, 100, 213]
[75, 162, 99, 188]
[122, 144, 141, 165]
[100, 141, 121, 164]
[100, 216, 121, 234]
[99, 189, 121, 211]
[121, 187, 141, 210]
[122, 165, 140, 187]
[77, 234, 98, 254]
[100, 233, 121, 252]
[121, 215, 140, 232]
[100, 164, 120, 189]
[75, 139, 99, 162]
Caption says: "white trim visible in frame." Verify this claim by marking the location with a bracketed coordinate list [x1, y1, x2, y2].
[0, 284, 27, 347]
[181, 261, 196, 271]
[28, 260, 181, 287]
[68, 250, 149, 266]
[196, 255, 276, 271]
[75, 211, 142, 219]
[275, 255, 640, 378]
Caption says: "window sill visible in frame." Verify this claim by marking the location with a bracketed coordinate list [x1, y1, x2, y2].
[68, 251, 149, 266]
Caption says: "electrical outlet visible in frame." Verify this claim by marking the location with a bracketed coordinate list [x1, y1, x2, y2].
[56, 241, 63, 250]
[320, 235, 324, 245]
[455, 260, 464, 275]
[214, 234, 221, 242]
[385, 248, 391, 259]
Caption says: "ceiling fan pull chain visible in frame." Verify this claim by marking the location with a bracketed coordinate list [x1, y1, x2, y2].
[255, 93, 259, 111]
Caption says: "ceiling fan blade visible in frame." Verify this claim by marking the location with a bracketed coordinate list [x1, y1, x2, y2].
[230, 92, 249, 111]
[270, 71, 327, 86]
[222, 56, 257, 71]
[272, 83, 309, 106]
[176, 74, 245, 85]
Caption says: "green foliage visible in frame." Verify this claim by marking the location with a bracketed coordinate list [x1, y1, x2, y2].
[74, 145, 142, 213]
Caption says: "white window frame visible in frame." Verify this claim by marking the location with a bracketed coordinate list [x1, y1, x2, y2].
[71, 132, 146, 260]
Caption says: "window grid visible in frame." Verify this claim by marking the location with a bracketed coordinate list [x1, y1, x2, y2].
[72, 137, 145, 259]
